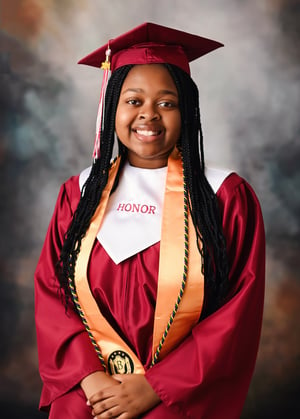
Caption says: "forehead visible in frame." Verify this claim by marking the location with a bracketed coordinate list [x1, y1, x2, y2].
[121, 64, 177, 90]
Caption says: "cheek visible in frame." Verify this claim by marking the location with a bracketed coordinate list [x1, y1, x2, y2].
[115, 106, 132, 132]
[115, 108, 125, 136]
[170, 113, 181, 140]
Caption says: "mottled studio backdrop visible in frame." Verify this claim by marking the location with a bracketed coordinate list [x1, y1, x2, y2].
[0, 0, 299, 418]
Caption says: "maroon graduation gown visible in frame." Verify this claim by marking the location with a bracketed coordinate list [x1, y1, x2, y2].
[34, 171, 265, 418]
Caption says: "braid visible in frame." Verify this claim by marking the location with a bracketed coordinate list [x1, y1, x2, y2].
[165, 64, 229, 317]
[57, 65, 133, 308]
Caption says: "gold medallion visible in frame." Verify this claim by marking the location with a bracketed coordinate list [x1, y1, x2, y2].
[108, 350, 135, 374]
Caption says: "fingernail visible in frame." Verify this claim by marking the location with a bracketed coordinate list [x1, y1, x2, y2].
[86, 400, 91, 406]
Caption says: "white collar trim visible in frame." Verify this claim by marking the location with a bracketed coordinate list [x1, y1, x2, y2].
[78, 163, 232, 263]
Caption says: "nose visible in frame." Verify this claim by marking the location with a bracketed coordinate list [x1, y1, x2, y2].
[138, 102, 160, 121]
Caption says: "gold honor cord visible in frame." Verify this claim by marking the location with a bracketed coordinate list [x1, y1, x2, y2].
[71, 149, 204, 374]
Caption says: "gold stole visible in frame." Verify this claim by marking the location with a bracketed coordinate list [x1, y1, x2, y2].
[74, 148, 204, 375]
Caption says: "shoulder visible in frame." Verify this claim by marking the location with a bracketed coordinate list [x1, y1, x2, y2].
[214, 170, 264, 229]
[205, 166, 234, 193]
[205, 164, 257, 198]
[206, 165, 263, 216]
[57, 172, 82, 214]
[215, 171, 260, 205]
[61, 165, 92, 210]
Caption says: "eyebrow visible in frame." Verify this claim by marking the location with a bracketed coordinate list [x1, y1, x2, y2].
[121, 88, 178, 97]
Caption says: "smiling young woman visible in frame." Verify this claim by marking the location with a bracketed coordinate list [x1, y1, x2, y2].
[35, 22, 265, 419]
[115, 64, 181, 168]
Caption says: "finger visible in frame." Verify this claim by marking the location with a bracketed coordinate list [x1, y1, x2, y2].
[89, 384, 119, 405]
[93, 403, 125, 418]
[89, 390, 107, 405]
[115, 413, 133, 419]
[92, 398, 118, 415]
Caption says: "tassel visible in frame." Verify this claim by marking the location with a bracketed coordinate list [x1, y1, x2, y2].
[93, 45, 111, 160]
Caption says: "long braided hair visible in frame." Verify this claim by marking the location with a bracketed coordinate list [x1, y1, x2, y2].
[58, 63, 229, 318]
[165, 64, 229, 316]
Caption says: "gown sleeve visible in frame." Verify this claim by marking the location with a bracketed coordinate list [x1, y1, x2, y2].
[34, 177, 103, 411]
[145, 173, 265, 419]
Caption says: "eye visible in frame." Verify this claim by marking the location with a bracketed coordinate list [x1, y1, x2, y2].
[158, 101, 177, 108]
[126, 99, 141, 106]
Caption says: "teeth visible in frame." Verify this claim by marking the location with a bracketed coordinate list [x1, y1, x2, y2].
[136, 129, 159, 136]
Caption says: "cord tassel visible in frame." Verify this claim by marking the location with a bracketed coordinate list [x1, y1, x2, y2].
[93, 45, 111, 160]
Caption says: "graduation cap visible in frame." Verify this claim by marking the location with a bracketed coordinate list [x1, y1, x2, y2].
[78, 22, 223, 158]
[79, 22, 223, 75]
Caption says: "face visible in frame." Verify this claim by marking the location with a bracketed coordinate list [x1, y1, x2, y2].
[115, 64, 181, 168]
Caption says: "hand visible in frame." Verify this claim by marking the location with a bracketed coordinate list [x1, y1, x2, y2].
[88, 374, 161, 418]
[81, 371, 119, 400]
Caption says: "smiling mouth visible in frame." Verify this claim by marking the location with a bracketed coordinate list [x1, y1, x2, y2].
[133, 129, 162, 137]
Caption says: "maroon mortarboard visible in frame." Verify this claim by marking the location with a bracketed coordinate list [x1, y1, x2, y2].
[78, 22, 223, 75]
[78, 22, 223, 159]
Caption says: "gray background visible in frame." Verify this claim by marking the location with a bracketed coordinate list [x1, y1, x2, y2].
[0, 0, 299, 417]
